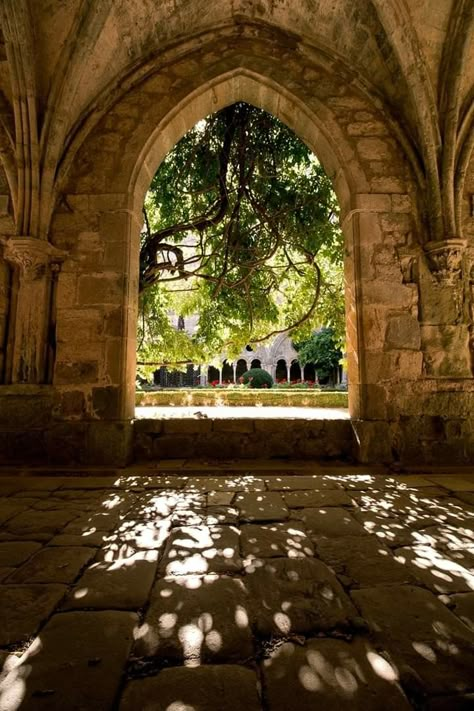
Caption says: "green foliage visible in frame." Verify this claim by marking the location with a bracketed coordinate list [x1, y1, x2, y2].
[137, 102, 345, 373]
[294, 327, 342, 380]
[240, 368, 274, 389]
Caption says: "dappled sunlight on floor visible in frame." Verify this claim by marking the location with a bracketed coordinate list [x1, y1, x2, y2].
[0, 464, 473, 709]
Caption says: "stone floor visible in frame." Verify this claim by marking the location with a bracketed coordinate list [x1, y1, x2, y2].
[0, 461, 473, 710]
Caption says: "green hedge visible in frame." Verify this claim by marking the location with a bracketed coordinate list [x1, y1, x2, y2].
[136, 389, 348, 408]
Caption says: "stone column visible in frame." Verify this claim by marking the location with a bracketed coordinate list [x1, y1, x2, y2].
[1, 237, 65, 383]
[286, 363, 291, 382]
[232, 362, 237, 383]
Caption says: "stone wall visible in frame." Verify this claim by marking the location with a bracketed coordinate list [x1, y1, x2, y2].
[134, 417, 355, 461]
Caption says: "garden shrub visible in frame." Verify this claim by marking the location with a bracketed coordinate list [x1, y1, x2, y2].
[240, 368, 274, 389]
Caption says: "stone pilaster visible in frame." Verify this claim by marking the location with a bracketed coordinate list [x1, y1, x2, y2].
[1, 237, 66, 383]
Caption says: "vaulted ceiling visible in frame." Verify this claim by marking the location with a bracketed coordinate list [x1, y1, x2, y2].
[0, 0, 472, 240]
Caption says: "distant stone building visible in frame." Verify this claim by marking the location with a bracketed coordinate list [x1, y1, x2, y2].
[154, 315, 344, 386]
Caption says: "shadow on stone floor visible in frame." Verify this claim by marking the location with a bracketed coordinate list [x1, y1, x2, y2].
[0, 467, 473, 709]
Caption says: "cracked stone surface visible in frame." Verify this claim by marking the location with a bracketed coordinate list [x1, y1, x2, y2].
[0, 464, 473, 709]
[160, 525, 241, 575]
[245, 556, 357, 636]
[351, 584, 474, 694]
[64, 547, 159, 610]
[133, 575, 254, 664]
[296, 507, 368, 538]
[283, 489, 353, 508]
[234, 492, 289, 522]
[0, 541, 42, 567]
[315, 535, 417, 588]
[120, 665, 262, 711]
[0, 583, 67, 646]
[241, 521, 314, 559]
[262, 637, 411, 710]
[5, 546, 96, 584]
[393, 545, 474, 594]
[1, 611, 137, 711]
[448, 592, 474, 632]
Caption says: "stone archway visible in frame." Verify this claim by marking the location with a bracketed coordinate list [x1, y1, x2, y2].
[49, 26, 434, 463]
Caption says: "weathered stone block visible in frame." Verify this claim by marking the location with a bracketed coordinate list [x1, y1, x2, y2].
[391, 194, 412, 212]
[393, 546, 474, 594]
[7, 546, 96, 584]
[133, 575, 254, 663]
[352, 420, 394, 464]
[64, 547, 159, 609]
[0, 584, 67, 645]
[235, 491, 289, 522]
[357, 137, 395, 160]
[103, 306, 123, 337]
[213, 419, 255, 433]
[295, 507, 368, 538]
[263, 638, 410, 710]
[241, 521, 314, 559]
[85, 420, 133, 466]
[385, 313, 421, 351]
[315, 535, 416, 587]
[153, 434, 196, 458]
[4, 611, 137, 710]
[55, 360, 99, 385]
[56, 308, 103, 343]
[352, 585, 474, 694]
[45, 422, 88, 464]
[245, 557, 356, 636]
[449, 592, 474, 632]
[347, 120, 388, 136]
[0, 541, 42, 566]
[78, 274, 124, 305]
[119, 666, 262, 711]
[56, 390, 86, 418]
[355, 193, 392, 211]
[164, 419, 212, 434]
[91, 386, 121, 418]
[420, 325, 471, 377]
[284, 489, 353, 508]
[160, 525, 241, 575]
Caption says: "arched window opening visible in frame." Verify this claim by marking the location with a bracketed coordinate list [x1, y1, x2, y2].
[135, 100, 346, 412]
[275, 359, 287, 382]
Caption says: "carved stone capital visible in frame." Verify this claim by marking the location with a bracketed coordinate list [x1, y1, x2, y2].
[1, 237, 67, 281]
[424, 238, 466, 286]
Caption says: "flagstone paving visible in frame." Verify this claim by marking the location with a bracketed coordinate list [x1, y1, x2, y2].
[0, 462, 473, 710]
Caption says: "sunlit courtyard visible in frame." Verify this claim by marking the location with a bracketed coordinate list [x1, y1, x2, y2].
[0, 463, 473, 709]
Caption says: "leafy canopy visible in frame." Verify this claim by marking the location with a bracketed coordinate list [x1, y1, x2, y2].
[138, 102, 344, 377]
